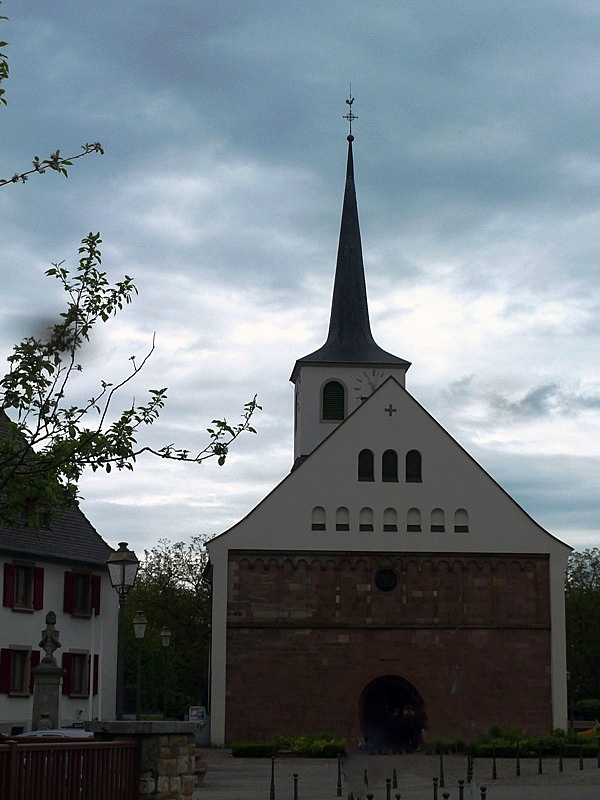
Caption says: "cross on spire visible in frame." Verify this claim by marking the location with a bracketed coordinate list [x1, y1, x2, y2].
[343, 93, 357, 139]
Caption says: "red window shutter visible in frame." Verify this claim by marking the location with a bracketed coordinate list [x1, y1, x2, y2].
[62, 652, 72, 695]
[33, 567, 44, 610]
[91, 575, 101, 616]
[0, 648, 12, 693]
[29, 650, 41, 694]
[63, 571, 75, 613]
[93, 654, 99, 696]
[3, 563, 15, 608]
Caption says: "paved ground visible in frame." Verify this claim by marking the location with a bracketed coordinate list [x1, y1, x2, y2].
[194, 749, 600, 800]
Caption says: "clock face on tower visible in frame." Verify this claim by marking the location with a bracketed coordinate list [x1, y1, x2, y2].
[353, 369, 385, 401]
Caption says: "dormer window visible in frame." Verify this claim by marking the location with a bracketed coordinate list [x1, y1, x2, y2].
[322, 381, 345, 421]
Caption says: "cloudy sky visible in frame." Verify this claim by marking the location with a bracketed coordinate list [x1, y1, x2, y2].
[1, 1, 599, 555]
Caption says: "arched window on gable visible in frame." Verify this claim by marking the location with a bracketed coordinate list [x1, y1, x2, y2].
[382, 450, 398, 482]
[359, 507, 374, 532]
[336, 507, 350, 531]
[406, 449, 422, 482]
[322, 381, 345, 421]
[358, 449, 374, 482]
[430, 508, 445, 532]
[407, 507, 421, 532]
[383, 507, 398, 532]
[454, 508, 469, 533]
[311, 506, 326, 531]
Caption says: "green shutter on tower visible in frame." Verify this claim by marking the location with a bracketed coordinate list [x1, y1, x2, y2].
[322, 381, 345, 420]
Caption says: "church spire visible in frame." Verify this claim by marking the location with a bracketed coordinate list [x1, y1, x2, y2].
[291, 104, 410, 375]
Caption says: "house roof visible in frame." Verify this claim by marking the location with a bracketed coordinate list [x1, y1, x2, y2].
[291, 135, 410, 382]
[0, 412, 113, 567]
[0, 505, 112, 567]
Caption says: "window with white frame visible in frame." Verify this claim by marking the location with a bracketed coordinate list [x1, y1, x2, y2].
[0, 647, 39, 695]
[3, 563, 44, 611]
[63, 572, 101, 616]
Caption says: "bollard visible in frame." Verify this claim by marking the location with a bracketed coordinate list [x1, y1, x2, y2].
[364, 767, 369, 788]
[293, 772, 298, 800]
[336, 756, 342, 797]
[392, 766, 398, 788]
[559, 747, 563, 773]
[269, 756, 275, 800]
[579, 748, 584, 771]
[458, 778, 465, 800]
[439, 747, 445, 788]
[492, 743, 497, 780]
[480, 788, 487, 800]
[386, 777, 391, 800]
[538, 748, 543, 774]
[433, 775, 439, 800]
[515, 744, 520, 777]
[466, 749, 473, 784]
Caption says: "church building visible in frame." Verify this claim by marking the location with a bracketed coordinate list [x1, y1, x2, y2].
[205, 124, 571, 747]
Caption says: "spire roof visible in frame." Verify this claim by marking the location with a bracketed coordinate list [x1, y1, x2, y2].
[291, 133, 410, 378]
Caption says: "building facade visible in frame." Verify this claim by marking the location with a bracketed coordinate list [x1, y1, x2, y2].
[206, 132, 571, 746]
[0, 503, 117, 733]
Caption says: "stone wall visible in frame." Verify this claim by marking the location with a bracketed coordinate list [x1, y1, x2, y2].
[88, 720, 197, 800]
[224, 552, 553, 742]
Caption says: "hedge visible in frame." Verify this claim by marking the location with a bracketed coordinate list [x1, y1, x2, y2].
[231, 734, 347, 758]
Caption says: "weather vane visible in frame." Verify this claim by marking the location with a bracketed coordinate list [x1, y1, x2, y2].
[343, 89, 357, 138]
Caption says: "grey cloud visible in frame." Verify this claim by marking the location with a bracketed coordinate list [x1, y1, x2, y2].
[492, 383, 561, 418]
[3, 0, 600, 552]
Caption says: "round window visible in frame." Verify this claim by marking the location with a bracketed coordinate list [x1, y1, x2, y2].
[375, 568, 397, 592]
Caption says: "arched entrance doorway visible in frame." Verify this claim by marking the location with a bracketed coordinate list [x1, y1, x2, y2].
[359, 675, 427, 753]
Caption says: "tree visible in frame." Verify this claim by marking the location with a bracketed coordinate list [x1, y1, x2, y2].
[565, 547, 600, 703]
[124, 537, 210, 717]
[0, 233, 259, 525]
[0, 8, 259, 524]
[0, 5, 103, 185]
[0, 3, 7, 106]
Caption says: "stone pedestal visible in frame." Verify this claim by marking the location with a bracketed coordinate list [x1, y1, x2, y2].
[32, 610, 64, 731]
[32, 661, 65, 730]
[87, 720, 199, 800]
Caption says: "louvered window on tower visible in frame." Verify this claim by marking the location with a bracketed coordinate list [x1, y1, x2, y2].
[322, 381, 345, 420]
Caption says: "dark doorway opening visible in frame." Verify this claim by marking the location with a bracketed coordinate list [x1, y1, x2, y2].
[359, 675, 427, 753]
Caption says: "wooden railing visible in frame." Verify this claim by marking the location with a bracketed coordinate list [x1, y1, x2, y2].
[0, 738, 140, 800]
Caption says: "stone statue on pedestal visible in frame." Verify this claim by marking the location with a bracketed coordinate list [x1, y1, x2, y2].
[32, 611, 65, 730]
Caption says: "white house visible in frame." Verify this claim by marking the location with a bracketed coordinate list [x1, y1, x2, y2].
[0, 502, 118, 734]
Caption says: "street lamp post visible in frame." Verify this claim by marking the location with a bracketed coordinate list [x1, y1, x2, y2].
[133, 610, 147, 721]
[107, 542, 140, 720]
[160, 626, 171, 718]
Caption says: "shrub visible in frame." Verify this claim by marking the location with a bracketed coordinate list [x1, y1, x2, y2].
[230, 741, 279, 758]
[230, 733, 347, 758]
[575, 698, 600, 720]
